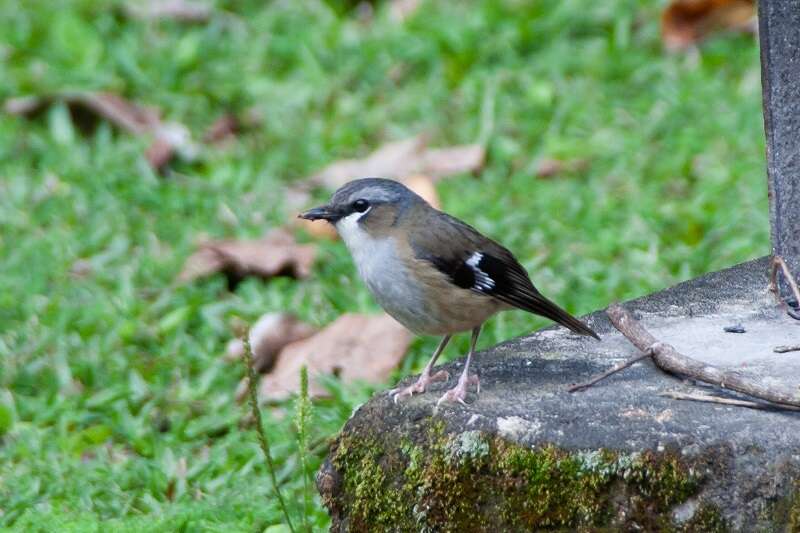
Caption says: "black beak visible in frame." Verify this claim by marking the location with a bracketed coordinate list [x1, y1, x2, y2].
[299, 205, 340, 222]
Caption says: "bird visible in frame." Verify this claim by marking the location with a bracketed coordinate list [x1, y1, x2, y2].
[299, 178, 599, 405]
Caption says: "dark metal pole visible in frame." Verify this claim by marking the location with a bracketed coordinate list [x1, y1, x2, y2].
[759, 0, 800, 297]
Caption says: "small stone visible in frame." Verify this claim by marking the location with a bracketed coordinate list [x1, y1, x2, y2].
[786, 298, 799, 309]
[672, 498, 699, 524]
[723, 324, 746, 333]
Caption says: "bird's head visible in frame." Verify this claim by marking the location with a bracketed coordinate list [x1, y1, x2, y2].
[299, 178, 426, 237]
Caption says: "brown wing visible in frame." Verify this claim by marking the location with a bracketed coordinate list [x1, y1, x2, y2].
[410, 211, 599, 339]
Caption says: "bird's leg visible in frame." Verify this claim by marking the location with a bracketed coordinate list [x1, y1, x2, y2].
[390, 335, 452, 403]
[437, 326, 482, 406]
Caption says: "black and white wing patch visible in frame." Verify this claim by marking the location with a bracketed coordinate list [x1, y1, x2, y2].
[465, 252, 495, 292]
[424, 250, 512, 298]
[421, 247, 600, 339]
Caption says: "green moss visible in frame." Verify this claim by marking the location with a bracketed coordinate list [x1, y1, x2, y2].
[679, 503, 727, 533]
[329, 420, 706, 531]
[770, 481, 800, 532]
[494, 443, 613, 526]
[629, 452, 695, 506]
[786, 487, 800, 533]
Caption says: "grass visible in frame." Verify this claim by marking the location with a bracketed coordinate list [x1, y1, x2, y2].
[0, 0, 767, 530]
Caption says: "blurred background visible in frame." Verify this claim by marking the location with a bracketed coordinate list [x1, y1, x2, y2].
[0, 0, 766, 530]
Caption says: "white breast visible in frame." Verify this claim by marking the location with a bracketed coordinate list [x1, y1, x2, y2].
[335, 210, 430, 333]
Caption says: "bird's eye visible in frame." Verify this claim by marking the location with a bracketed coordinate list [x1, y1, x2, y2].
[352, 199, 370, 213]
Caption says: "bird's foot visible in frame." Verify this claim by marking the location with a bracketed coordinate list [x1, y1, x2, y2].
[390, 369, 449, 403]
[436, 374, 480, 406]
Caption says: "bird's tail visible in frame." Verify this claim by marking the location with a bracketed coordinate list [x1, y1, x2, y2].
[523, 293, 600, 340]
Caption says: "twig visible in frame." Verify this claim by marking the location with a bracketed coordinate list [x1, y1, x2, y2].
[774, 345, 800, 354]
[607, 303, 800, 409]
[568, 351, 653, 392]
[660, 391, 800, 411]
[769, 255, 800, 308]
[242, 333, 296, 533]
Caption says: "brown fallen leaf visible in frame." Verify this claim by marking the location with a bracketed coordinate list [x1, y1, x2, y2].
[125, 0, 212, 22]
[69, 259, 93, 279]
[5, 92, 159, 133]
[178, 228, 316, 287]
[309, 136, 424, 190]
[145, 138, 176, 172]
[661, 0, 755, 51]
[4, 92, 198, 172]
[243, 313, 412, 402]
[203, 113, 240, 145]
[225, 313, 317, 372]
[421, 144, 485, 182]
[308, 135, 485, 190]
[534, 157, 590, 179]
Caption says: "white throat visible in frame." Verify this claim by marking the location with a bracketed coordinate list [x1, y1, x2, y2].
[335, 207, 373, 253]
[335, 206, 394, 286]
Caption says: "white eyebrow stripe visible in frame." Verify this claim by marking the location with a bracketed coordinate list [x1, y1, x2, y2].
[466, 252, 495, 291]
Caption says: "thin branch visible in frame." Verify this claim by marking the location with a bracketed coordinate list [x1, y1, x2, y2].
[606, 303, 800, 409]
[242, 333, 296, 533]
[660, 391, 800, 411]
[568, 351, 653, 392]
[774, 345, 800, 354]
[769, 254, 800, 307]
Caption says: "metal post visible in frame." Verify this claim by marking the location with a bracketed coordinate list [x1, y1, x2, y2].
[759, 0, 800, 297]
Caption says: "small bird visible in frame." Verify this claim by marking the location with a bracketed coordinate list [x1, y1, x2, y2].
[300, 178, 599, 405]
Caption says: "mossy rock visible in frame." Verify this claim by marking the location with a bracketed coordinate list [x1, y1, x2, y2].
[317, 259, 800, 531]
[319, 418, 720, 531]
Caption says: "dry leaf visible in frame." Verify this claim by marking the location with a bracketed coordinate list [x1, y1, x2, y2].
[662, 0, 755, 51]
[308, 135, 485, 190]
[145, 137, 176, 172]
[5, 92, 159, 134]
[225, 313, 317, 372]
[309, 136, 425, 190]
[535, 158, 565, 178]
[69, 259, 93, 278]
[248, 313, 412, 402]
[203, 113, 240, 145]
[420, 144, 485, 182]
[534, 158, 589, 179]
[4, 92, 198, 172]
[178, 229, 316, 287]
[125, 0, 212, 22]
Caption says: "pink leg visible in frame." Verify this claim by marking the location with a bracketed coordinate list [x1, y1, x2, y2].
[437, 326, 482, 406]
[391, 335, 451, 403]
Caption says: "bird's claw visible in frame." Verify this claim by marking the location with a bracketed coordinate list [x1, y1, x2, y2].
[390, 369, 449, 403]
[436, 374, 480, 406]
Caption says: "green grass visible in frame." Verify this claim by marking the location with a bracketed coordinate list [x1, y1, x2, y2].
[0, 0, 767, 530]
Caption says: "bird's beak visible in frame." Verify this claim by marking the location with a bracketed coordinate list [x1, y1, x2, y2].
[298, 205, 341, 223]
